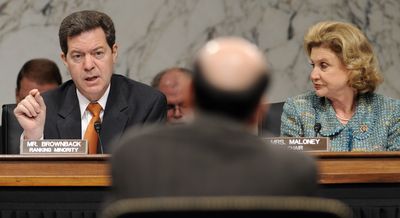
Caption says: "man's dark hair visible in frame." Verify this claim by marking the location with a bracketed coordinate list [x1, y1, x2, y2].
[59, 10, 115, 55]
[151, 67, 193, 88]
[16, 58, 62, 92]
[193, 62, 269, 122]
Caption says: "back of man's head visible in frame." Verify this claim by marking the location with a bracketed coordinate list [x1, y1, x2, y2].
[16, 58, 62, 103]
[192, 37, 269, 122]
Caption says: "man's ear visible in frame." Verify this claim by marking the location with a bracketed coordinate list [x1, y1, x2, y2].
[60, 52, 68, 67]
[15, 88, 20, 103]
[247, 96, 269, 131]
[112, 44, 118, 64]
[186, 81, 196, 109]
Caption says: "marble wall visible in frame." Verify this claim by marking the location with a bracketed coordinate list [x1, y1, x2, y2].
[0, 0, 399, 111]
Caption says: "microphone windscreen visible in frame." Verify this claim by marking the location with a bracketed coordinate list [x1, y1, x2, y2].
[314, 123, 321, 132]
[94, 121, 102, 133]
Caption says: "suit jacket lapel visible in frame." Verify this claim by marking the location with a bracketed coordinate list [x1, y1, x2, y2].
[56, 84, 81, 139]
[102, 76, 129, 152]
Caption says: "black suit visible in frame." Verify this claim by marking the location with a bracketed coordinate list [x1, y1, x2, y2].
[109, 113, 318, 201]
[43, 74, 166, 153]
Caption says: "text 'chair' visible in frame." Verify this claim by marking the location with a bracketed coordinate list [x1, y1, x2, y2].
[102, 196, 352, 218]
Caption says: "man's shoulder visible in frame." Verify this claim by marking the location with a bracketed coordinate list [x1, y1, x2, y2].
[42, 79, 76, 103]
[111, 123, 183, 153]
[268, 143, 316, 164]
[113, 118, 316, 171]
[111, 74, 165, 99]
[111, 74, 154, 91]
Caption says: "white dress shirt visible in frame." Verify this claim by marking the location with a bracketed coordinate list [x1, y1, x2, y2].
[77, 85, 110, 139]
[21, 84, 111, 140]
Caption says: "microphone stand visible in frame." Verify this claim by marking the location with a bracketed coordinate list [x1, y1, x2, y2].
[94, 121, 104, 154]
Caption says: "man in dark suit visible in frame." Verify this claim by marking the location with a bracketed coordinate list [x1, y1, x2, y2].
[13, 10, 166, 154]
[109, 37, 317, 200]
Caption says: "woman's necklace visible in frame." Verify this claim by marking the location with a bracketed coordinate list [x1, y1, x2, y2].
[332, 95, 356, 123]
[335, 113, 351, 121]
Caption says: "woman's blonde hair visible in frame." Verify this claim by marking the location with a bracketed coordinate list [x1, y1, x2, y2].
[304, 21, 383, 94]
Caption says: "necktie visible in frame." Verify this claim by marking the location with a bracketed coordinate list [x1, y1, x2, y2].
[84, 103, 102, 154]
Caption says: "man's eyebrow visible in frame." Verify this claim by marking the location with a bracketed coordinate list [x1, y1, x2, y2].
[91, 46, 106, 52]
[69, 46, 105, 53]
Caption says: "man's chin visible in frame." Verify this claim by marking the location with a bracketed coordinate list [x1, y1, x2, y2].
[79, 86, 107, 101]
[167, 116, 193, 125]
[167, 120, 186, 125]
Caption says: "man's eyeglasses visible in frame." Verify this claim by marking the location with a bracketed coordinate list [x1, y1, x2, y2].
[167, 103, 186, 111]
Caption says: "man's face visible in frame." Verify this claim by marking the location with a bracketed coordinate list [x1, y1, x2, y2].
[158, 71, 192, 124]
[16, 77, 59, 103]
[61, 27, 117, 101]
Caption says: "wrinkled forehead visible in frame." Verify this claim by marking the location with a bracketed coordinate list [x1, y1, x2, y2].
[160, 71, 191, 90]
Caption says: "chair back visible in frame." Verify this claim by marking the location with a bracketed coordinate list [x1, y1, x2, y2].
[0, 125, 3, 154]
[259, 102, 284, 137]
[102, 196, 352, 218]
[2, 104, 23, 154]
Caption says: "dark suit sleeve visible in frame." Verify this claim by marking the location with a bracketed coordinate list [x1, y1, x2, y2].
[144, 92, 167, 123]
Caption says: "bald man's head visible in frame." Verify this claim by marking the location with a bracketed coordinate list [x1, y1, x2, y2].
[197, 37, 268, 91]
[193, 37, 270, 122]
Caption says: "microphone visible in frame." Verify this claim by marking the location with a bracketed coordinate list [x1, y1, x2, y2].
[314, 123, 321, 137]
[94, 121, 104, 154]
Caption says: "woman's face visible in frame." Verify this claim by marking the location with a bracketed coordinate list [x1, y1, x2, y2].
[309, 46, 352, 99]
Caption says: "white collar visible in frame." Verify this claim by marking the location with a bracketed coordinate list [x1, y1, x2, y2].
[77, 84, 110, 118]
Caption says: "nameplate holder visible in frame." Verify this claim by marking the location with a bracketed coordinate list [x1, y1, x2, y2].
[20, 139, 88, 155]
[263, 137, 330, 151]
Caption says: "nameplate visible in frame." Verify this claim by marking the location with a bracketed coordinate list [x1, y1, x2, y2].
[20, 139, 88, 155]
[263, 137, 330, 151]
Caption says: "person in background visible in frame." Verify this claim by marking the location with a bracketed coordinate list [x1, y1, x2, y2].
[16, 58, 62, 103]
[281, 21, 400, 151]
[151, 67, 193, 124]
[108, 37, 317, 202]
[1, 58, 62, 154]
[13, 10, 166, 154]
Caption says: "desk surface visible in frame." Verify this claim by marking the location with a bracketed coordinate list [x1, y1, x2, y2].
[1, 152, 400, 186]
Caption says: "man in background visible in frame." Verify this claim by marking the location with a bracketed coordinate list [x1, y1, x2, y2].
[16, 58, 62, 103]
[152, 67, 193, 124]
[0, 58, 62, 154]
[108, 37, 317, 201]
[13, 10, 166, 154]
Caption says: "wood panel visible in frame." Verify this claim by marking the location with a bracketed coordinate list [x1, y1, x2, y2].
[312, 152, 400, 184]
[0, 155, 110, 186]
[1, 152, 400, 186]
